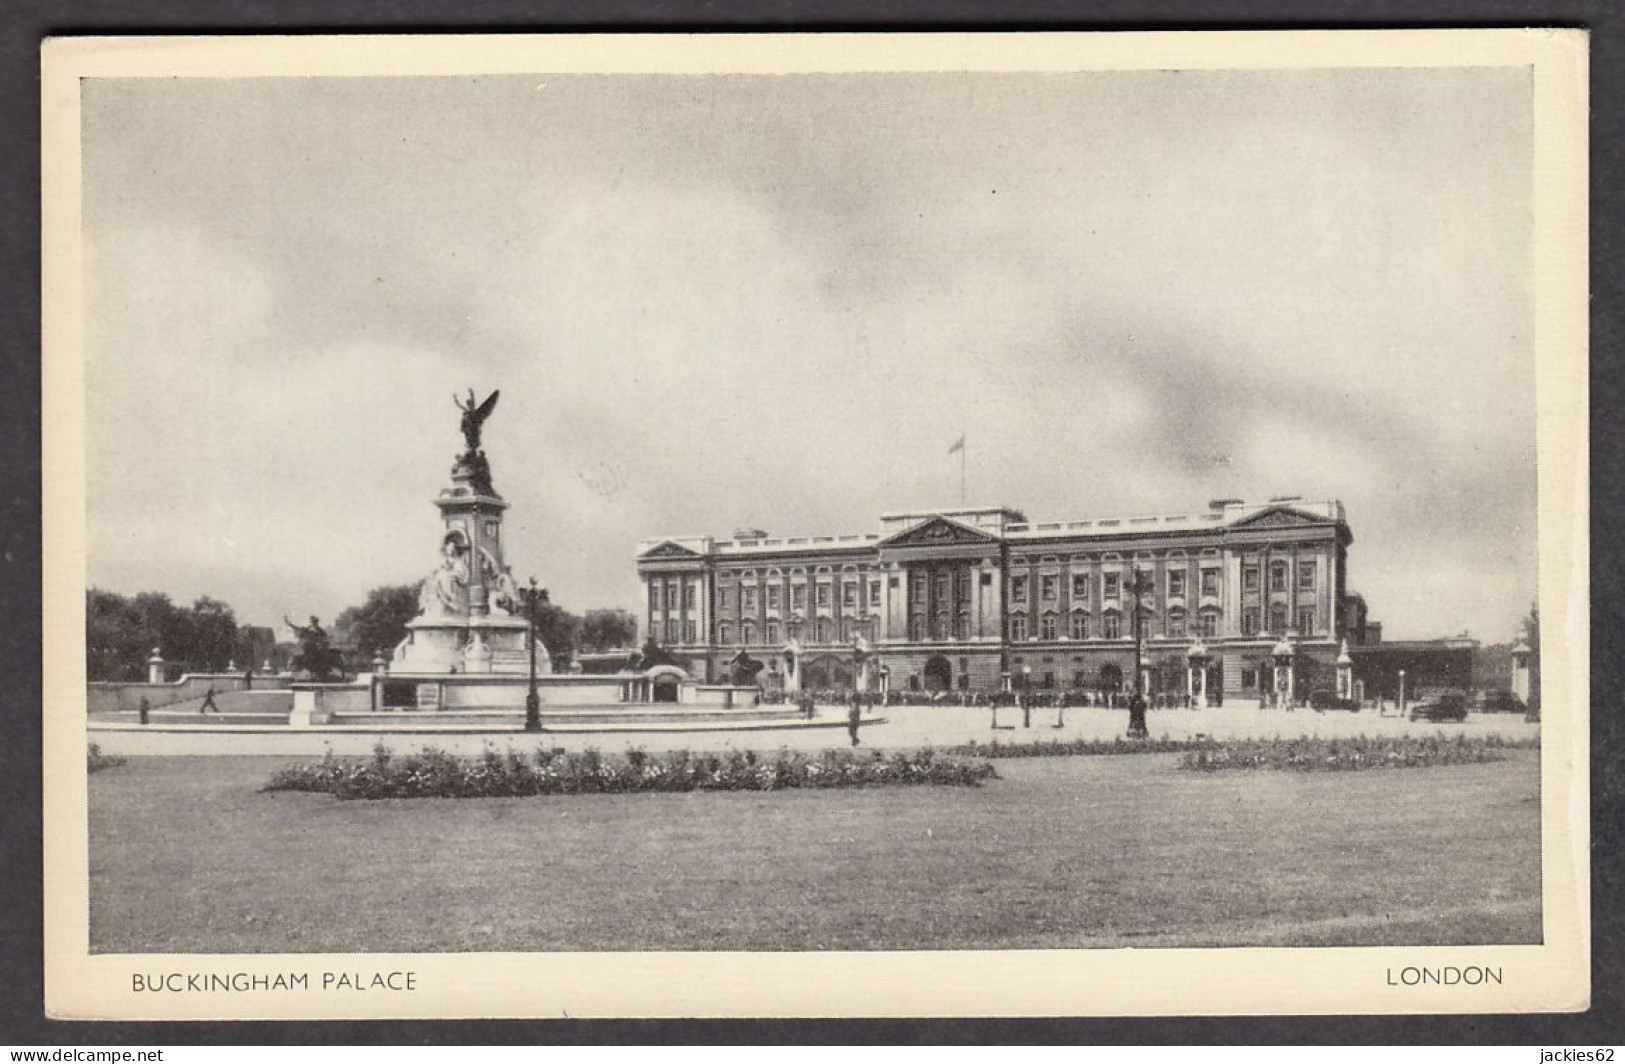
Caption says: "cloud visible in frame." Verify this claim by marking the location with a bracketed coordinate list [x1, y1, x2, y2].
[78, 69, 1538, 641]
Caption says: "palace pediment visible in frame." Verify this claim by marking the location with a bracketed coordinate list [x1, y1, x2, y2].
[879, 516, 1000, 548]
[638, 540, 704, 560]
[1228, 506, 1330, 531]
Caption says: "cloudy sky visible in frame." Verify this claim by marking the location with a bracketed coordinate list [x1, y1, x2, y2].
[79, 66, 1536, 641]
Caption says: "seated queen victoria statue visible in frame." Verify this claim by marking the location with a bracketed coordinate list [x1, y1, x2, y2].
[420, 534, 471, 617]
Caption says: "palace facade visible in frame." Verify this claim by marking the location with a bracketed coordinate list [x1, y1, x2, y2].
[635, 498, 1360, 700]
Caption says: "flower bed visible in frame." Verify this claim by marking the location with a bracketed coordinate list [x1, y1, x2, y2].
[87, 743, 125, 774]
[1180, 733, 1539, 773]
[264, 743, 998, 800]
[947, 736, 1211, 759]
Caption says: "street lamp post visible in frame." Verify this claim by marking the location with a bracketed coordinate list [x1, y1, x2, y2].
[1127, 569, 1153, 738]
[522, 577, 547, 733]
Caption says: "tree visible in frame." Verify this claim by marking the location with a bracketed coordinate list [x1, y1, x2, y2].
[86, 588, 153, 681]
[85, 589, 244, 679]
[333, 583, 423, 661]
[579, 608, 638, 653]
[532, 600, 581, 669]
[187, 596, 239, 672]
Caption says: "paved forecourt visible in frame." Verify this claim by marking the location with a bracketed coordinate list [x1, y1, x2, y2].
[86, 700, 1538, 758]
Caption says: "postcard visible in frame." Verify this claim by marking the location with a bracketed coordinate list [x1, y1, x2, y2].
[41, 30, 1589, 1020]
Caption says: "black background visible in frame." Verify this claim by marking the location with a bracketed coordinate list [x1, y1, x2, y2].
[3, 0, 1620, 1046]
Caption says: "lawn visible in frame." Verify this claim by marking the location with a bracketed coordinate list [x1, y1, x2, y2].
[88, 749, 1541, 953]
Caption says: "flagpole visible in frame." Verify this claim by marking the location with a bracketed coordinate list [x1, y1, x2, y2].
[960, 437, 966, 505]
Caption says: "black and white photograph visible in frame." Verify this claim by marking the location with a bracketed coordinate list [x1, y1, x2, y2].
[41, 31, 1588, 1020]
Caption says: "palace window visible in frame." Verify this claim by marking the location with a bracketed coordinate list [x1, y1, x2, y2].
[765, 621, 780, 644]
[742, 587, 757, 611]
[933, 614, 950, 641]
[1103, 614, 1122, 640]
[666, 619, 679, 643]
[816, 584, 831, 608]
[980, 572, 993, 586]
[1071, 573, 1089, 599]
[791, 585, 807, 610]
[1270, 604, 1288, 634]
[1011, 575, 1029, 604]
[1299, 560, 1317, 590]
[870, 578, 882, 603]
[741, 621, 756, 645]
[765, 585, 780, 611]
[1009, 616, 1028, 642]
[1297, 607, 1316, 636]
[912, 578, 926, 604]
[1167, 611, 1186, 638]
[1070, 612, 1089, 640]
[683, 619, 697, 643]
[1200, 611, 1219, 638]
[909, 613, 925, 641]
[717, 622, 732, 645]
[682, 581, 696, 610]
[815, 618, 833, 643]
[1243, 607, 1261, 636]
[1244, 566, 1260, 592]
[1201, 570, 1219, 597]
[954, 570, 969, 597]
[1103, 573, 1120, 599]
[1168, 570, 1185, 597]
[843, 583, 858, 609]
[1270, 562, 1288, 592]
[936, 573, 951, 601]
[955, 611, 969, 639]
[1040, 613, 1058, 641]
[1041, 574, 1058, 602]
[649, 584, 661, 611]
[787, 621, 802, 641]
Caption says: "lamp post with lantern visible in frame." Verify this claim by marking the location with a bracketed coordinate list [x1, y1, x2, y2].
[1126, 568, 1153, 737]
[520, 577, 549, 733]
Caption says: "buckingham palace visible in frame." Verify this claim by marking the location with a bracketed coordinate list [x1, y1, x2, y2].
[635, 497, 1364, 701]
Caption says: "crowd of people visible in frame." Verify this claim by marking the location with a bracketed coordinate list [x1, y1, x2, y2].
[758, 687, 1221, 710]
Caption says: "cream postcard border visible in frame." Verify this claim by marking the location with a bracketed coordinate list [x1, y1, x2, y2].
[40, 30, 1590, 1020]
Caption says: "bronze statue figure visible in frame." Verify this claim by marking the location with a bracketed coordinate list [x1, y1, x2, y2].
[454, 389, 501, 454]
[282, 615, 343, 682]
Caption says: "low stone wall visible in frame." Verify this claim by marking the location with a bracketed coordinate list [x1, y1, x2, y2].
[689, 685, 762, 708]
[88, 673, 294, 712]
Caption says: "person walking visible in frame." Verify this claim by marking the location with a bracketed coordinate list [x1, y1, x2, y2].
[847, 693, 862, 747]
[199, 685, 219, 714]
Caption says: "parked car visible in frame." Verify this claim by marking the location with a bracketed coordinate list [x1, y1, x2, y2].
[1477, 688, 1526, 714]
[1409, 691, 1469, 722]
[1308, 690, 1360, 712]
